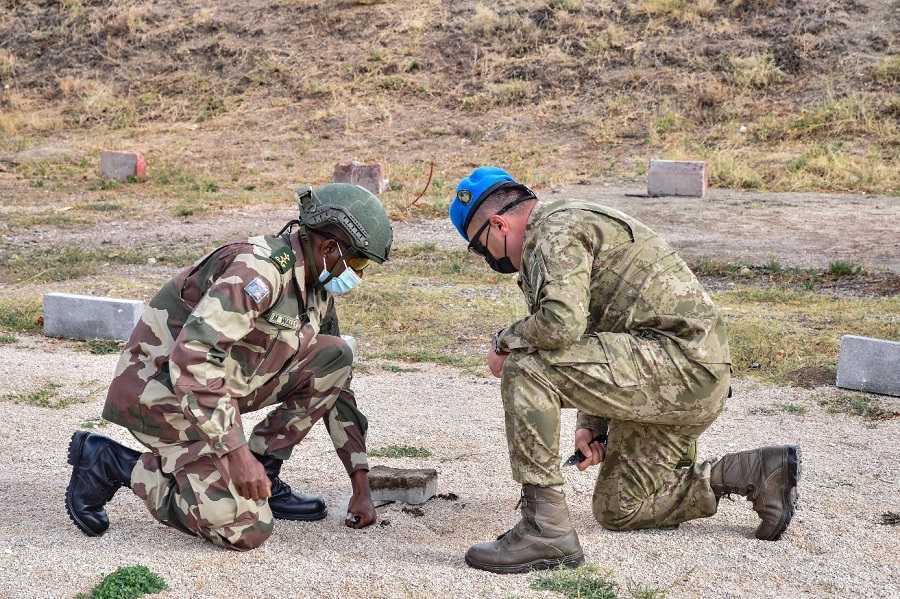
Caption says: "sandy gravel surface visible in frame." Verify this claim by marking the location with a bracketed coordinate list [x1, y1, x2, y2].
[0, 336, 898, 599]
[1, 186, 899, 598]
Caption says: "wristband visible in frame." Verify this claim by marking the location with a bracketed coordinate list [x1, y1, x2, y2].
[493, 330, 511, 355]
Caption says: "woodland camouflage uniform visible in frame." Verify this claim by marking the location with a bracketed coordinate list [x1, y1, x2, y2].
[494, 199, 732, 530]
[101, 232, 367, 549]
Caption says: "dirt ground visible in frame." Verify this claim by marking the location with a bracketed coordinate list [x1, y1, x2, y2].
[0, 184, 899, 598]
[4, 183, 900, 302]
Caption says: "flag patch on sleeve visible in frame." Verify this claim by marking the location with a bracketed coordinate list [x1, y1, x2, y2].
[244, 276, 271, 304]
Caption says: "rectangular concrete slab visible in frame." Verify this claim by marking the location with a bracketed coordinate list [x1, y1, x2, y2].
[332, 160, 387, 194]
[836, 335, 900, 397]
[43, 293, 143, 341]
[368, 465, 437, 505]
[100, 150, 146, 182]
[648, 159, 708, 197]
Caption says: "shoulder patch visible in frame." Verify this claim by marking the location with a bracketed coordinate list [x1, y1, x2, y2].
[244, 276, 271, 304]
[269, 246, 296, 274]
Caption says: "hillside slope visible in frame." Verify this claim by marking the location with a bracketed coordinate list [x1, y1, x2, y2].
[1, 0, 898, 197]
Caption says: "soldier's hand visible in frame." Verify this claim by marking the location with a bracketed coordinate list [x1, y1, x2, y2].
[226, 445, 272, 501]
[574, 428, 607, 471]
[487, 348, 509, 378]
[346, 469, 376, 529]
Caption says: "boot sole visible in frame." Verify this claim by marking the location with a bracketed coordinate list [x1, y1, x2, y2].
[270, 507, 328, 521]
[759, 445, 802, 541]
[464, 550, 584, 575]
[65, 431, 103, 537]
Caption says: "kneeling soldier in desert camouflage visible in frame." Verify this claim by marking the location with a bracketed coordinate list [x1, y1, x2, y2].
[65, 183, 393, 550]
[448, 166, 802, 574]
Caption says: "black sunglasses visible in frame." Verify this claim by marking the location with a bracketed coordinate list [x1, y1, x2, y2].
[466, 196, 533, 257]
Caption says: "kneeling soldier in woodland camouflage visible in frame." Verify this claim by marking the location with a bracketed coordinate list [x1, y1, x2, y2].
[65, 183, 393, 551]
[448, 166, 802, 574]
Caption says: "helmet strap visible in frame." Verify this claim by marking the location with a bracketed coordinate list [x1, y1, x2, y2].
[278, 219, 301, 236]
[297, 224, 332, 287]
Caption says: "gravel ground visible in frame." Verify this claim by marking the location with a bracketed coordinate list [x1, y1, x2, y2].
[0, 336, 898, 599]
[1, 186, 899, 598]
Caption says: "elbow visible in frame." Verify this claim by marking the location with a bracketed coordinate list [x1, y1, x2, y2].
[534, 311, 587, 350]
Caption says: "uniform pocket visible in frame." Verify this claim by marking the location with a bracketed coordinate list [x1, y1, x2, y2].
[598, 334, 644, 387]
[545, 333, 643, 388]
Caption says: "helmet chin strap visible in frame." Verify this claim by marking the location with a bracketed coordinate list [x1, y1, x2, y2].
[293, 223, 334, 287]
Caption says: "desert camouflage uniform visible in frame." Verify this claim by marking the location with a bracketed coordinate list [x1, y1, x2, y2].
[102, 233, 368, 550]
[494, 200, 731, 531]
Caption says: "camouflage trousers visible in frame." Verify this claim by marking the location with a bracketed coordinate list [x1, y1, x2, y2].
[128, 335, 354, 550]
[501, 332, 730, 530]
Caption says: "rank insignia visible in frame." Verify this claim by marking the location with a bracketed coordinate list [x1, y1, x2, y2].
[269, 246, 296, 274]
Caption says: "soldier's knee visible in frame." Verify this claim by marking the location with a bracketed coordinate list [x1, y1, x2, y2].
[592, 492, 644, 531]
[314, 337, 354, 370]
[213, 518, 274, 551]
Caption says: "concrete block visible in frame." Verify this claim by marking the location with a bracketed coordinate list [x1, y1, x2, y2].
[43, 293, 144, 341]
[836, 335, 900, 397]
[100, 150, 146, 182]
[647, 159, 707, 198]
[332, 160, 387, 194]
[368, 465, 437, 505]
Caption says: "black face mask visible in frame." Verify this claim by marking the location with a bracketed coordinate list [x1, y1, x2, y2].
[466, 195, 534, 275]
[483, 235, 518, 274]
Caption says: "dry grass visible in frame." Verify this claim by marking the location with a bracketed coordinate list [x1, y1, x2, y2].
[0, 0, 897, 200]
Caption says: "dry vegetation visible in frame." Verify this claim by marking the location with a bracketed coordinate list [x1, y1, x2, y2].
[0, 0, 898, 212]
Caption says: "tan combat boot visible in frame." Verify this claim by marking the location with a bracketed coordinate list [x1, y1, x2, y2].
[710, 445, 802, 541]
[465, 485, 584, 574]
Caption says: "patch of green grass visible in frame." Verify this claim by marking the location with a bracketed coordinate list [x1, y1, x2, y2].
[530, 564, 693, 599]
[381, 364, 421, 373]
[0, 297, 43, 334]
[0, 333, 16, 343]
[79, 202, 121, 212]
[5, 382, 80, 409]
[531, 564, 619, 599]
[88, 178, 120, 191]
[0, 209, 88, 230]
[870, 56, 900, 84]
[80, 339, 125, 355]
[76, 565, 167, 599]
[828, 261, 864, 277]
[818, 390, 899, 423]
[80, 419, 109, 429]
[0, 244, 200, 285]
[716, 287, 899, 382]
[880, 512, 900, 525]
[368, 445, 432, 458]
[749, 402, 807, 416]
[778, 402, 808, 415]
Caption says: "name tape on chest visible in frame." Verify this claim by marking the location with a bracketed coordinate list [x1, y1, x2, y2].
[266, 312, 303, 331]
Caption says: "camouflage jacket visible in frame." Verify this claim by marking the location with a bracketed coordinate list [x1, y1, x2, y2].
[102, 232, 369, 474]
[496, 199, 730, 366]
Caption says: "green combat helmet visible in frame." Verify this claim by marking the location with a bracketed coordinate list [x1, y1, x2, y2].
[295, 183, 393, 263]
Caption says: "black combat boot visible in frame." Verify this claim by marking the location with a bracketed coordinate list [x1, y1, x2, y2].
[252, 452, 327, 521]
[710, 445, 801, 541]
[65, 431, 141, 537]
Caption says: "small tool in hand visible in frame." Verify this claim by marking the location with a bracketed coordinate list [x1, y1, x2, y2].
[563, 433, 608, 467]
